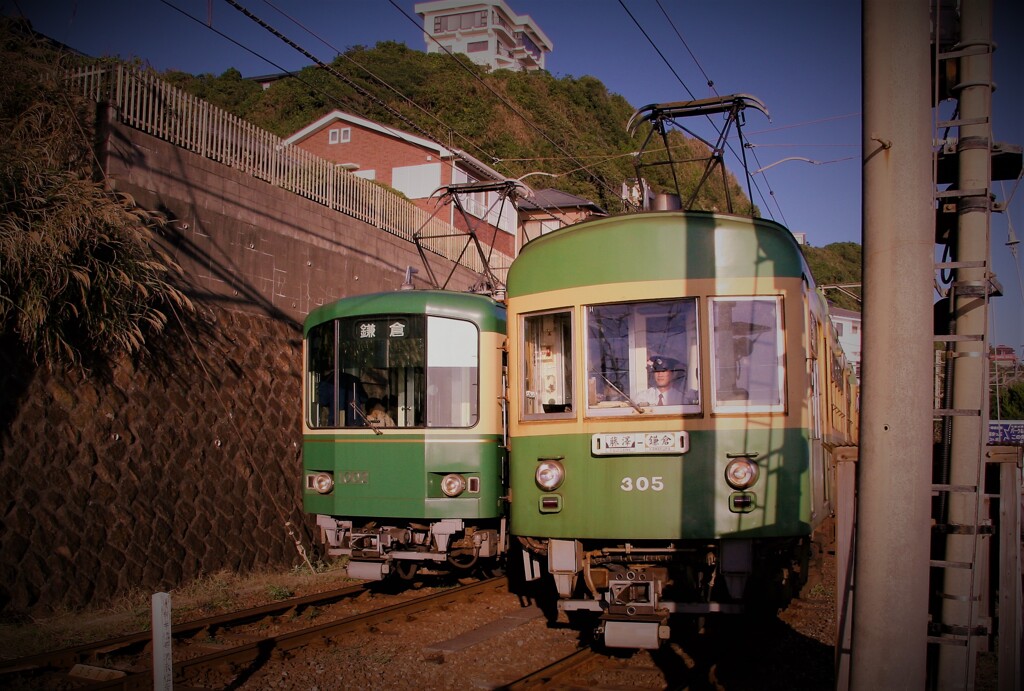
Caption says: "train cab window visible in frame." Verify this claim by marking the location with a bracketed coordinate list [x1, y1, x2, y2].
[426, 316, 479, 427]
[307, 315, 481, 429]
[307, 322, 337, 427]
[305, 316, 425, 429]
[709, 297, 786, 413]
[521, 310, 574, 418]
[585, 299, 700, 416]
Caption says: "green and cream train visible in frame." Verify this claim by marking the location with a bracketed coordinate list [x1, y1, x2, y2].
[506, 210, 858, 648]
[302, 290, 508, 581]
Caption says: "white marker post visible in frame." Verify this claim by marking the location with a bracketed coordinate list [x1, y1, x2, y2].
[152, 592, 173, 690]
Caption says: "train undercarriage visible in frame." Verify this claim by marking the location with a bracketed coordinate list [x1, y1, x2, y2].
[317, 516, 506, 581]
[520, 536, 811, 648]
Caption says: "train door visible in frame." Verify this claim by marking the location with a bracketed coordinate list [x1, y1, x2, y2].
[805, 290, 826, 513]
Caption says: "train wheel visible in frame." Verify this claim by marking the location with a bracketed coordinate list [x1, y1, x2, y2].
[447, 549, 478, 571]
[395, 561, 419, 580]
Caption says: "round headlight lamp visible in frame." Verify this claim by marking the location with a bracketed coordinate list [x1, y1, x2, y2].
[441, 473, 467, 497]
[310, 472, 334, 494]
[724, 458, 759, 490]
[535, 460, 565, 491]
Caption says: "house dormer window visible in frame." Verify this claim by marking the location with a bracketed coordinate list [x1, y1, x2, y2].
[329, 127, 351, 145]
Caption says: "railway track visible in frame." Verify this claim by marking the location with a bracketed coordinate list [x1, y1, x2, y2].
[499, 645, 698, 690]
[497, 647, 602, 689]
[0, 577, 507, 690]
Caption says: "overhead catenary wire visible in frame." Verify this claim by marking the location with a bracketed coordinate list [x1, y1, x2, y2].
[163, 0, 524, 231]
[655, 0, 718, 96]
[256, 0, 515, 181]
[616, 0, 785, 224]
[218, 0, 634, 215]
[220, 0, 445, 155]
[203, 1, 633, 266]
[384, 0, 629, 208]
[158, 2, 391, 137]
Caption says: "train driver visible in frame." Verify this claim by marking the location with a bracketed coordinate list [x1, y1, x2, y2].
[637, 356, 698, 406]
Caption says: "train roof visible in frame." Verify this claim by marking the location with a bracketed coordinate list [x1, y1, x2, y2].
[507, 211, 812, 297]
[304, 289, 506, 336]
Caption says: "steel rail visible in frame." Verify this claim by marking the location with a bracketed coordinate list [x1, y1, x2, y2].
[0, 582, 367, 677]
[77, 577, 507, 690]
[495, 647, 601, 689]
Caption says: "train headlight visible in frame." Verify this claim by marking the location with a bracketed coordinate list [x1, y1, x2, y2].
[535, 460, 565, 491]
[724, 459, 759, 490]
[441, 473, 467, 497]
[308, 472, 334, 494]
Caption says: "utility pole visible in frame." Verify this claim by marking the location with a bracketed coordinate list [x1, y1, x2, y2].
[849, 0, 934, 688]
[935, 0, 995, 687]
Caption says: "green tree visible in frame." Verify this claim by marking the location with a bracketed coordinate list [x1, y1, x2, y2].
[803, 242, 863, 312]
[992, 378, 1024, 420]
[0, 20, 192, 369]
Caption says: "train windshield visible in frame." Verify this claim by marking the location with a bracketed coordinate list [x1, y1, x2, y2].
[307, 315, 479, 429]
[585, 298, 700, 416]
[709, 297, 786, 413]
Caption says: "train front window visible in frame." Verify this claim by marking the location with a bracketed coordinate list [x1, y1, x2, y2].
[585, 299, 700, 416]
[307, 314, 481, 429]
[709, 297, 786, 413]
[304, 316, 425, 429]
[426, 316, 479, 427]
[522, 310, 574, 418]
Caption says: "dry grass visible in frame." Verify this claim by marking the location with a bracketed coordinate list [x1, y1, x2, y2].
[0, 560, 354, 662]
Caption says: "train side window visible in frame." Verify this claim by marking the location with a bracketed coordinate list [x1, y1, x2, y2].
[709, 297, 786, 413]
[585, 299, 700, 416]
[307, 322, 336, 428]
[521, 310, 574, 418]
[426, 316, 479, 427]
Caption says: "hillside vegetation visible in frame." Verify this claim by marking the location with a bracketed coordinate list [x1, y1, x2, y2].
[163, 41, 862, 310]
[162, 41, 753, 216]
[1, 19, 193, 371]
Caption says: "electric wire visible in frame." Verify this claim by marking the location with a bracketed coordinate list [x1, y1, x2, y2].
[385, 0, 628, 207]
[616, 0, 784, 224]
[218, 0, 633, 214]
[164, 0, 519, 233]
[158, 1, 370, 126]
[654, 0, 718, 97]
[256, 0, 514, 179]
[221, 0, 444, 152]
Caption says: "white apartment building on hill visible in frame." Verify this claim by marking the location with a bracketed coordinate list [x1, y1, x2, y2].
[414, 0, 553, 72]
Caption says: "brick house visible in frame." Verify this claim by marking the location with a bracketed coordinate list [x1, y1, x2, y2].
[283, 110, 517, 257]
[517, 188, 606, 252]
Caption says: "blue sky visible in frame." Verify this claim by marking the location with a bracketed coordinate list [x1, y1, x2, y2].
[8, 0, 1023, 350]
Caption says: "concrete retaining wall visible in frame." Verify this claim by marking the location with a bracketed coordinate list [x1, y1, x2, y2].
[0, 114, 483, 615]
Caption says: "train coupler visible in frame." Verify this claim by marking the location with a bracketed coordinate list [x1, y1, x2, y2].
[598, 613, 670, 649]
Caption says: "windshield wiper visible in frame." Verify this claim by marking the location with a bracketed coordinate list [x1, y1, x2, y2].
[349, 402, 383, 435]
[599, 373, 644, 414]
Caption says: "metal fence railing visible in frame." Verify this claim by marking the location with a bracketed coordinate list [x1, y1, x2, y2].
[66, 63, 512, 275]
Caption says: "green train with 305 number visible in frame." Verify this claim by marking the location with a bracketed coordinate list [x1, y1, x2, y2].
[506, 210, 859, 648]
[302, 289, 508, 581]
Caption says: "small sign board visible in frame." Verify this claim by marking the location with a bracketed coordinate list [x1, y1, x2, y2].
[988, 420, 1024, 446]
[592, 431, 689, 456]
